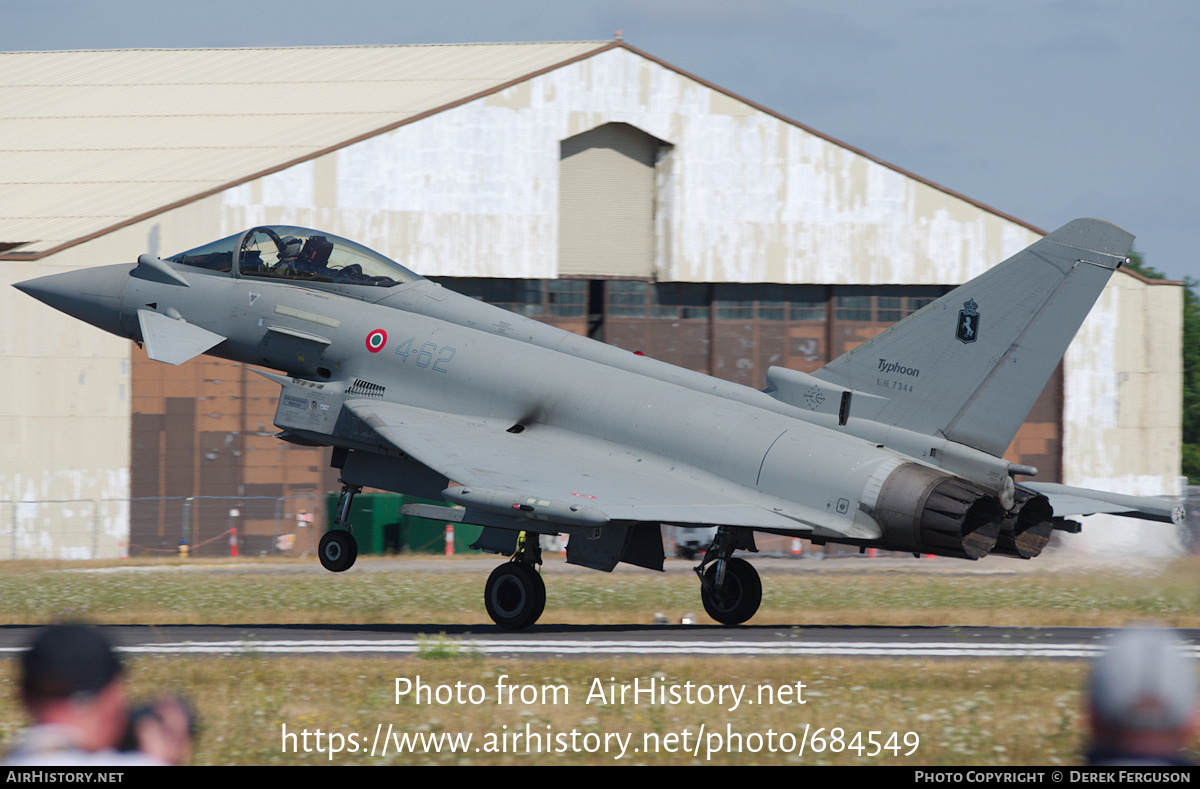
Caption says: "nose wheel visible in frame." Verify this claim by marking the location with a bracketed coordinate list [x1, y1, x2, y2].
[319, 529, 358, 572]
[319, 481, 361, 572]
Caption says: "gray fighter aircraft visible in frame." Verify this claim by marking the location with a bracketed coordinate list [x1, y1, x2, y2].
[14, 220, 1184, 628]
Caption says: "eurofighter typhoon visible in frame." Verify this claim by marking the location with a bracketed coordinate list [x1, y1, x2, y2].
[14, 220, 1184, 628]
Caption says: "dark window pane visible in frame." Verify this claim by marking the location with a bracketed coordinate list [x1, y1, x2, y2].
[546, 280, 586, 317]
[876, 295, 902, 323]
[607, 281, 648, 317]
[836, 295, 872, 322]
[652, 283, 709, 320]
[789, 300, 825, 321]
[714, 284, 753, 320]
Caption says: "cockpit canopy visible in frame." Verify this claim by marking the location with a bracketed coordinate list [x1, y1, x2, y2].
[167, 226, 422, 289]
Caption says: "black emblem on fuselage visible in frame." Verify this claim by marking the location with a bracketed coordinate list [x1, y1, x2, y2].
[956, 299, 980, 344]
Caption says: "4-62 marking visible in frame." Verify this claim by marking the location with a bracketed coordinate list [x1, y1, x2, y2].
[395, 337, 455, 372]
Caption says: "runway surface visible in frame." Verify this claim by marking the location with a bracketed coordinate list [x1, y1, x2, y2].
[2, 623, 1198, 659]
[4, 553, 1193, 659]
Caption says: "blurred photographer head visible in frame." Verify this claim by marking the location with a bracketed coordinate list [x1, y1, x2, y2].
[15, 624, 129, 755]
[1088, 626, 1199, 765]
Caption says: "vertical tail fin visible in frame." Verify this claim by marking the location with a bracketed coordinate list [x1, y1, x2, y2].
[812, 218, 1133, 457]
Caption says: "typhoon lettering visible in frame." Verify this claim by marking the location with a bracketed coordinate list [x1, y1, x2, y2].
[877, 359, 920, 377]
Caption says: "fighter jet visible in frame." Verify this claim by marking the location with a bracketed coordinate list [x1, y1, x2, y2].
[14, 220, 1184, 629]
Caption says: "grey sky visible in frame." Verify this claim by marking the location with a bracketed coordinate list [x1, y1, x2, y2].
[4, 0, 1196, 281]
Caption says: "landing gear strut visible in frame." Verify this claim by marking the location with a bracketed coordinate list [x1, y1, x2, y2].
[484, 532, 545, 629]
[695, 527, 761, 625]
[320, 482, 361, 573]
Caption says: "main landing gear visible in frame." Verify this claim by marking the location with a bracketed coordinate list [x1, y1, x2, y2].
[695, 527, 761, 625]
[319, 482, 361, 573]
[484, 532, 546, 630]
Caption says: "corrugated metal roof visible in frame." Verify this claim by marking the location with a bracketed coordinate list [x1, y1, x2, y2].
[0, 41, 611, 255]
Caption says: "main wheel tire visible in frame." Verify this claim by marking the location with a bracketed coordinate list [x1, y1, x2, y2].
[319, 530, 357, 572]
[700, 557, 762, 625]
[485, 563, 545, 630]
[529, 566, 546, 624]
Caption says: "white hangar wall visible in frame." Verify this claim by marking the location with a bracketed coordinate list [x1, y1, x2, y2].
[218, 46, 1042, 284]
[1, 197, 228, 558]
[1065, 272, 1184, 494]
[4, 191, 348, 560]
[1061, 272, 1185, 554]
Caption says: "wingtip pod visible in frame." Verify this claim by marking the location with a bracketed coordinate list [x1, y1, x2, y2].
[1047, 218, 1134, 265]
[1025, 482, 1186, 525]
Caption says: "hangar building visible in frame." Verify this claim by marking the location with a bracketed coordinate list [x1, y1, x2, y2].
[0, 40, 1183, 557]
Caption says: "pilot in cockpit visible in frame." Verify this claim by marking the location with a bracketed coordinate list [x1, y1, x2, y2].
[277, 235, 304, 260]
[282, 235, 335, 277]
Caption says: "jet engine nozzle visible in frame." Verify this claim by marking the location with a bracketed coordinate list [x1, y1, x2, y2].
[991, 490, 1054, 559]
[870, 462, 1004, 559]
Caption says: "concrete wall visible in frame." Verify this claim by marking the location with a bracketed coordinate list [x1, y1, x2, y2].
[1065, 270, 1183, 494]
[2, 193, 292, 558]
[1063, 269, 1185, 555]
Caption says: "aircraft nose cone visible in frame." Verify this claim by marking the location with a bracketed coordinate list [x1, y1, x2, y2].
[13, 263, 131, 337]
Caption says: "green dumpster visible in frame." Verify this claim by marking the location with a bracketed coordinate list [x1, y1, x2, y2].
[324, 493, 482, 555]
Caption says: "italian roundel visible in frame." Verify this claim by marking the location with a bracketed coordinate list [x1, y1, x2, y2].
[365, 329, 388, 353]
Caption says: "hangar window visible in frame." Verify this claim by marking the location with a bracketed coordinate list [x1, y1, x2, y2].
[789, 295, 825, 322]
[442, 279, 544, 317]
[714, 285, 825, 322]
[606, 281, 709, 320]
[436, 278, 586, 319]
[835, 292, 872, 322]
[607, 281, 649, 317]
[876, 295, 904, 322]
[545, 280, 587, 317]
[834, 287, 943, 323]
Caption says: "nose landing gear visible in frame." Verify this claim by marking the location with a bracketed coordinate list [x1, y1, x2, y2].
[319, 482, 361, 573]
